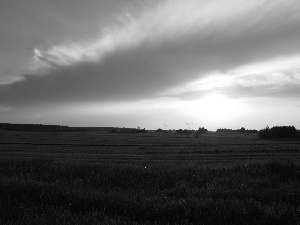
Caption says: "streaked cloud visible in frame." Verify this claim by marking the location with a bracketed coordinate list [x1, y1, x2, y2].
[0, 105, 11, 112]
[28, 0, 300, 77]
[0, 75, 24, 85]
[164, 54, 300, 99]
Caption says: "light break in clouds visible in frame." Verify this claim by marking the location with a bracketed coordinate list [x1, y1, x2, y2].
[1, 0, 300, 130]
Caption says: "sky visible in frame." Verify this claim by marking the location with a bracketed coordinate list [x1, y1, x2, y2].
[1, 0, 300, 131]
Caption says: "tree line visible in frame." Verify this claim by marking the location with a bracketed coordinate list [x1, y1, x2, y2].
[216, 127, 258, 133]
[258, 125, 299, 139]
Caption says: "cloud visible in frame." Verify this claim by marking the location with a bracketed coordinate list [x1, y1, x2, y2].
[29, 0, 300, 74]
[0, 105, 11, 112]
[165, 55, 300, 98]
[0, 75, 24, 85]
[219, 56, 300, 99]
[1, 0, 300, 106]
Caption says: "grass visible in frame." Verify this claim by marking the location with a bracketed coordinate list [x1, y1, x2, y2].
[1, 159, 300, 224]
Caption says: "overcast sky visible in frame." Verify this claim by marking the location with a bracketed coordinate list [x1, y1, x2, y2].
[1, 0, 300, 130]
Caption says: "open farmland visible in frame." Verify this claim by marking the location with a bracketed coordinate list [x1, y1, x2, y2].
[0, 131, 300, 163]
[1, 131, 300, 224]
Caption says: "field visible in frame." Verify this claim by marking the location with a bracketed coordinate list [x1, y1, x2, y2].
[1, 131, 300, 163]
[1, 131, 300, 224]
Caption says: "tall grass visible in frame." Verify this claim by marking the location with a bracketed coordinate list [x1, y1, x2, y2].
[1, 159, 300, 224]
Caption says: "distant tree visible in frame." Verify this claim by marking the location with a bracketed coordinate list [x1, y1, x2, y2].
[216, 127, 258, 133]
[216, 128, 233, 133]
[198, 127, 208, 133]
[176, 129, 183, 134]
[155, 128, 164, 132]
[258, 125, 297, 139]
[240, 127, 246, 133]
[176, 129, 192, 134]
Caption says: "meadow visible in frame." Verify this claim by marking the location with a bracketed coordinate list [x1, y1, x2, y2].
[0, 130, 300, 224]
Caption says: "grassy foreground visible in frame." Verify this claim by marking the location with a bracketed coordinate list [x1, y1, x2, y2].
[1, 159, 300, 224]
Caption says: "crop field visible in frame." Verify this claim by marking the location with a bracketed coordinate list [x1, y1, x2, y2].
[1, 131, 300, 224]
[1, 131, 300, 163]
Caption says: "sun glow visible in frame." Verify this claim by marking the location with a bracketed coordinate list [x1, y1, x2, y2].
[181, 93, 249, 122]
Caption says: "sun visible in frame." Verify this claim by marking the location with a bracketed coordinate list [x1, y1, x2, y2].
[182, 93, 249, 123]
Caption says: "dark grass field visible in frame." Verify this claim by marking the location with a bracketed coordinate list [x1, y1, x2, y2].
[1, 131, 300, 224]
